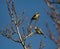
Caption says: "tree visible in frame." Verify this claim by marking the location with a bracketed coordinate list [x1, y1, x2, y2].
[0, 0, 60, 49]
[45, 0, 60, 49]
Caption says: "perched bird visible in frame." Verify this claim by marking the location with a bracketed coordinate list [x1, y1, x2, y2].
[31, 12, 40, 20]
[30, 12, 40, 24]
[35, 27, 44, 35]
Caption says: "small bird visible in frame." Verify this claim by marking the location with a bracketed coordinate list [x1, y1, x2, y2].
[35, 27, 44, 35]
[30, 12, 40, 24]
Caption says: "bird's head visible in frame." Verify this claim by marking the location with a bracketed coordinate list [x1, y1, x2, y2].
[35, 26, 38, 29]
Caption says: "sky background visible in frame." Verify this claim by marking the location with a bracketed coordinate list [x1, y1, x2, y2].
[0, 0, 58, 49]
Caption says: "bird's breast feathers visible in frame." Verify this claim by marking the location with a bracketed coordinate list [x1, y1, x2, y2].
[34, 14, 40, 18]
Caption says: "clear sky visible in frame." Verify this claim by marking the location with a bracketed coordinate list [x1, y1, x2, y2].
[0, 0, 58, 49]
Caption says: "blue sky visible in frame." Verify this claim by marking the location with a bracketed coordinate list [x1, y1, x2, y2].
[0, 0, 58, 49]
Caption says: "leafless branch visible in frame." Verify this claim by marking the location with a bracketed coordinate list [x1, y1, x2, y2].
[46, 21, 58, 44]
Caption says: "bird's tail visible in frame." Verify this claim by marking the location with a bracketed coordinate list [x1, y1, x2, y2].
[41, 33, 44, 36]
[42, 33, 46, 38]
[41, 33, 46, 38]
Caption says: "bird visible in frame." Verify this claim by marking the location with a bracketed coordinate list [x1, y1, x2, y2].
[30, 12, 40, 24]
[35, 27, 44, 35]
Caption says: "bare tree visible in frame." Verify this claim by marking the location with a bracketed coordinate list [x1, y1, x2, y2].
[0, 0, 59, 49]
[44, 0, 60, 49]
[0, 0, 46, 49]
